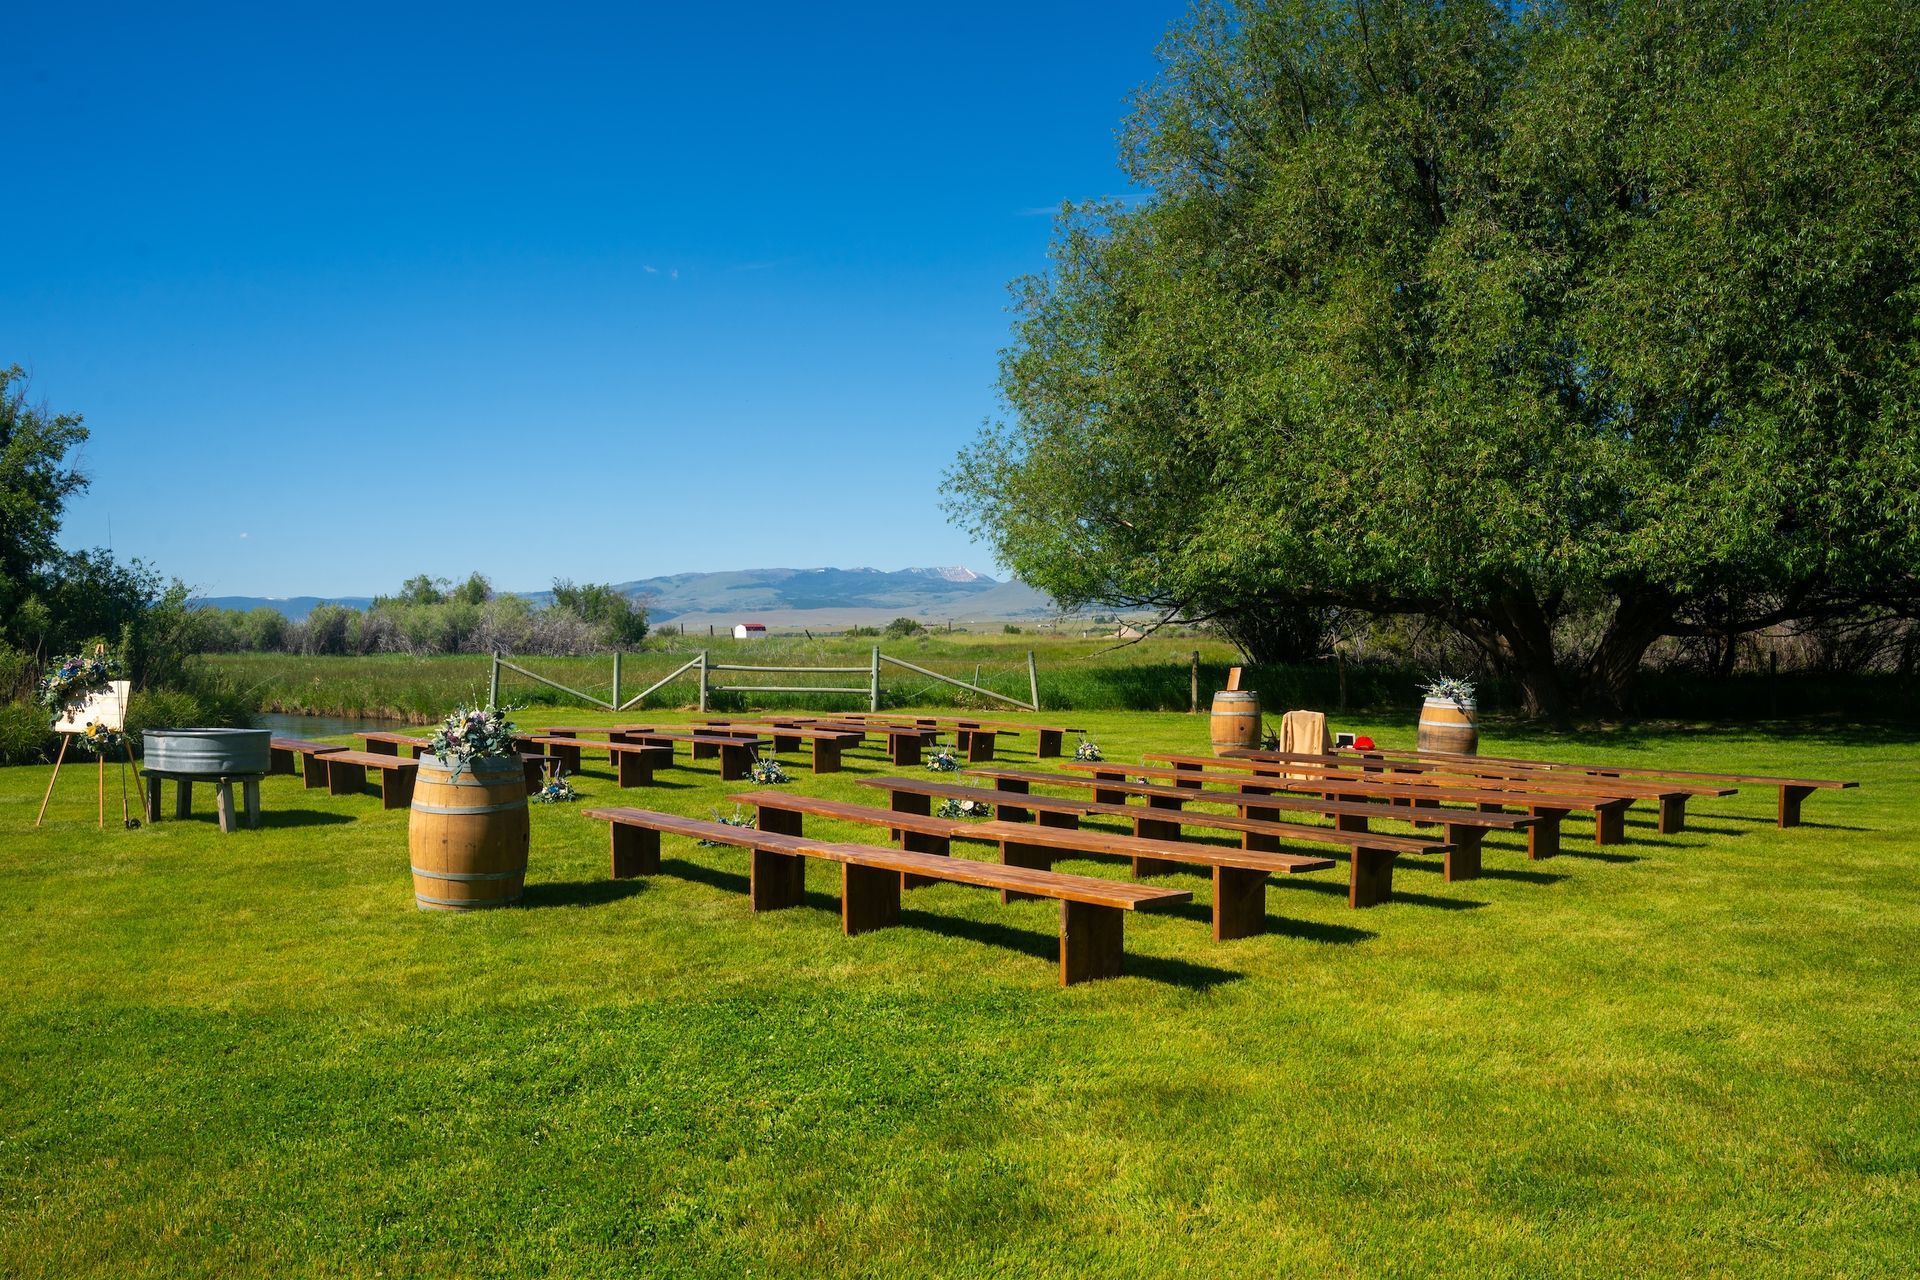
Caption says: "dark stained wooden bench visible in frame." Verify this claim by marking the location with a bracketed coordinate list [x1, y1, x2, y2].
[857, 777, 1444, 908]
[1348, 746, 1858, 829]
[314, 749, 419, 809]
[1153, 752, 1640, 851]
[539, 727, 766, 781]
[775, 718, 943, 765]
[268, 737, 344, 777]
[735, 790, 1335, 937]
[524, 736, 670, 787]
[693, 721, 863, 773]
[359, 731, 433, 758]
[841, 713, 1089, 759]
[583, 807, 1189, 986]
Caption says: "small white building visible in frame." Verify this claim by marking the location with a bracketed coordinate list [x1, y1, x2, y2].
[732, 622, 768, 640]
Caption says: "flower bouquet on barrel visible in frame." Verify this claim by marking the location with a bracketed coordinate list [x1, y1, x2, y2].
[409, 704, 531, 911]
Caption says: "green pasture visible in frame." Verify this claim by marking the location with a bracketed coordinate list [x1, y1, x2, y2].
[3, 710, 1916, 1277]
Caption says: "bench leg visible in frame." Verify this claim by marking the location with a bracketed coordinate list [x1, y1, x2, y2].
[175, 778, 193, 819]
[1478, 801, 1503, 814]
[1037, 729, 1063, 758]
[890, 736, 922, 766]
[1528, 807, 1565, 860]
[1335, 811, 1370, 834]
[1213, 866, 1268, 941]
[381, 769, 414, 810]
[1135, 816, 1181, 844]
[718, 745, 751, 781]
[145, 773, 163, 823]
[1000, 839, 1056, 903]
[1349, 846, 1397, 908]
[773, 734, 801, 754]
[813, 740, 841, 774]
[268, 746, 296, 776]
[1595, 800, 1629, 846]
[901, 830, 950, 857]
[1092, 768, 1126, 806]
[1060, 901, 1124, 986]
[303, 755, 328, 790]
[1657, 793, 1688, 835]
[1779, 785, 1814, 828]
[1442, 827, 1483, 882]
[842, 863, 902, 935]
[216, 781, 237, 833]
[618, 752, 658, 788]
[757, 806, 802, 837]
[328, 762, 366, 798]
[244, 780, 261, 830]
[692, 740, 719, 760]
[558, 744, 583, 773]
[610, 825, 660, 878]
[367, 741, 398, 757]
[967, 731, 997, 764]
[751, 849, 806, 911]
[955, 729, 973, 754]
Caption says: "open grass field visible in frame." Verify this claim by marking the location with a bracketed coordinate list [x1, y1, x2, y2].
[3, 709, 1916, 1277]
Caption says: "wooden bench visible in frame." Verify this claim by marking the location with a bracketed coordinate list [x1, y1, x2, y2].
[525, 736, 670, 787]
[1153, 752, 1638, 851]
[841, 713, 1089, 759]
[268, 737, 344, 778]
[1345, 746, 1857, 828]
[733, 790, 1334, 939]
[359, 731, 432, 758]
[693, 721, 864, 773]
[539, 727, 765, 781]
[312, 749, 419, 809]
[857, 777, 1444, 908]
[583, 807, 1189, 985]
[1028, 763, 1538, 875]
[771, 718, 942, 765]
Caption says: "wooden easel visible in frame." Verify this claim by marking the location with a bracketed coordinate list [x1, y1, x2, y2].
[34, 661, 134, 830]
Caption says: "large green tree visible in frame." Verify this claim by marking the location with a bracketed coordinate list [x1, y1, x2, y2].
[0, 366, 91, 647]
[946, 0, 1920, 714]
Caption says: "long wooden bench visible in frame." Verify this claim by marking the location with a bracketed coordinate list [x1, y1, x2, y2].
[1017, 763, 1539, 873]
[840, 713, 1090, 759]
[538, 727, 766, 781]
[1346, 746, 1857, 828]
[523, 736, 670, 787]
[693, 721, 863, 773]
[314, 749, 419, 809]
[268, 737, 344, 778]
[733, 790, 1335, 937]
[1152, 752, 1643, 850]
[857, 777, 1444, 908]
[583, 807, 1189, 985]
[762, 717, 946, 765]
[359, 731, 432, 758]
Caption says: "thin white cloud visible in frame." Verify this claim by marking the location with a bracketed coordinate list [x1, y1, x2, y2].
[643, 264, 659, 274]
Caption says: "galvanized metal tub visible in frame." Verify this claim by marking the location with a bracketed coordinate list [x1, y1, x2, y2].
[142, 728, 272, 776]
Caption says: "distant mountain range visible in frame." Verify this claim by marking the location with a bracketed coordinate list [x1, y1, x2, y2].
[193, 565, 1063, 628]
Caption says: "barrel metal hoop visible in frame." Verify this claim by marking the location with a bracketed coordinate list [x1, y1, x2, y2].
[414, 891, 523, 908]
[410, 866, 526, 883]
[409, 801, 528, 815]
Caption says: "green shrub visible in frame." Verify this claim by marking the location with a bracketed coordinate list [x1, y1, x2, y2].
[0, 702, 55, 766]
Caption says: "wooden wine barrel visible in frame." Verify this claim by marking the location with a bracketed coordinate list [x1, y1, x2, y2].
[1417, 697, 1479, 755]
[1209, 690, 1262, 755]
[408, 756, 530, 910]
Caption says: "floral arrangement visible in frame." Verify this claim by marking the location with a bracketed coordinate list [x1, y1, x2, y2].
[429, 704, 520, 778]
[698, 806, 757, 845]
[924, 749, 961, 773]
[1072, 739, 1103, 762]
[37, 653, 122, 756]
[74, 720, 125, 758]
[533, 772, 579, 804]
[935, 797, 993, 820]
[748, 757, 791, 785]
[1420, 674, 1478, 707]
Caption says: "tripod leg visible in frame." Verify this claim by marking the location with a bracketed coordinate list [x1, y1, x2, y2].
[36, 735, 71, 828]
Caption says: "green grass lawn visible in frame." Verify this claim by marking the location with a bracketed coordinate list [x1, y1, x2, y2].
[3, 710, 1916, 1277]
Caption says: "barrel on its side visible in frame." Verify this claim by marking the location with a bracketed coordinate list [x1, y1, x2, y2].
[408, 756, 530, 910]
[1209, 690, 1262, 755]
[1417, 697, 1479, 755]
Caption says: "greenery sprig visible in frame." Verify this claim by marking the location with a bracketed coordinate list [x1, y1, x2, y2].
[429, 704, 520, 779]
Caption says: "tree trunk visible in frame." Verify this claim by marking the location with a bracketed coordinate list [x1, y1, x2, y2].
[1585, 587, 1675, 711]
[1462, 591, 1569, 726]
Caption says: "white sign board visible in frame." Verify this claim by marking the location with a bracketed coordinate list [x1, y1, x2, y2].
[53, 680, 131, 735]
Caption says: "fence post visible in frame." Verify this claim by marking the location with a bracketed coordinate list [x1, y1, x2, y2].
[490, 652, 501, 708]
[1190, 650, 1199, 713]
[869, 646, 880, 712]
[1027, 650, 1039, 711]
[699, 650, 710, 712]
[612, 650, 621, 710]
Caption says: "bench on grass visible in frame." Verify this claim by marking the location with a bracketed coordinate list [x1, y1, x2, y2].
[524, 736, 670, 787]
[1152, 752, 1637, 851]
[537, 727, 766, 781]
[1008, 763, 1539, 870]
[691, 721, 864, 773]
[733, 790, 1334, 940]
[582, 807, 1189, 986]
[763, 718, 943, 765]
[268, 737, 344, 777]
[857, 777, 1445, 908]
[359, 731, 432, 758]
[841, 713, 1091, 759]
[313, 749, 419, 808]
[1343, 746, 1857, 828]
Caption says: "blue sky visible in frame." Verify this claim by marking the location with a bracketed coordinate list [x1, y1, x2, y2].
[4, 1, 1176, 598]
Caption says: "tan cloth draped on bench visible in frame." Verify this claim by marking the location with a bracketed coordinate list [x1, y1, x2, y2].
[1279, 709, 1333, 779]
